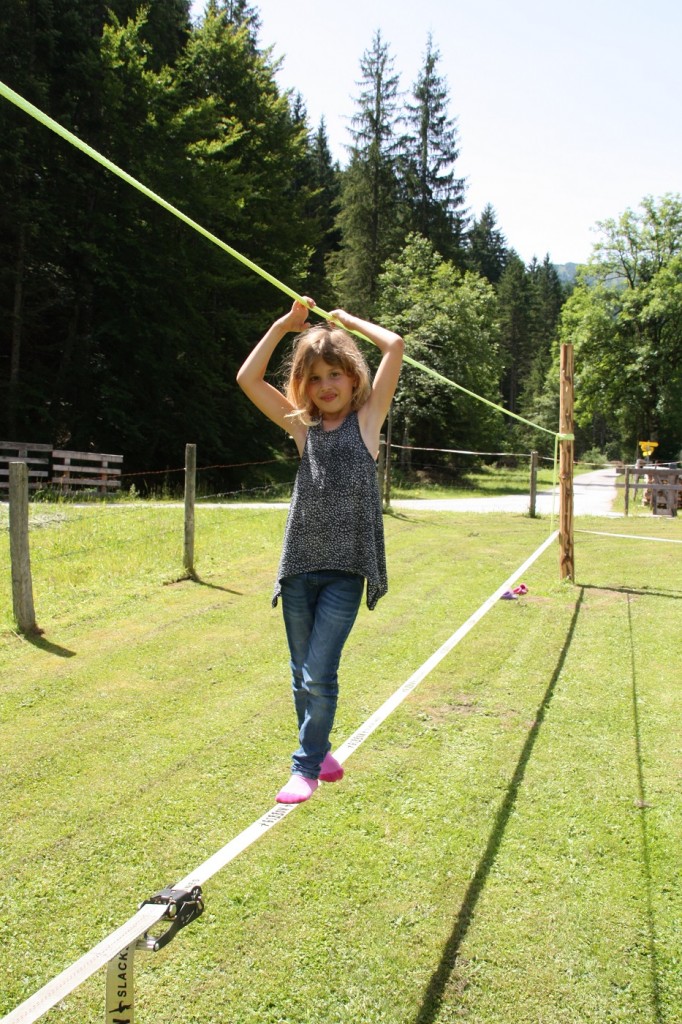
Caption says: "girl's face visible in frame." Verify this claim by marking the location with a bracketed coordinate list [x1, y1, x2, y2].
[306, 357, 357, 420]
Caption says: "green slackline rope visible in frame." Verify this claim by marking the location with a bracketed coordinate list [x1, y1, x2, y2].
[0, 77, 573, 527]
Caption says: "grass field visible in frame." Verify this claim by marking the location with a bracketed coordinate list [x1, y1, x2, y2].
[386, 461, 596, 501]
[1, 504, 681, 1023]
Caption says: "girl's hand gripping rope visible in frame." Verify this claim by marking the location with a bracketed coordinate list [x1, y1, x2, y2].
[281, 296, 315, 334]
[327, 308, 353, 330]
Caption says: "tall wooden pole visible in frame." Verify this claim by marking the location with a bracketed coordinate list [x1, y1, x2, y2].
[384, 404, 393, 509]
[184, 443, 196, 577]
[624, 465, 630, 517]
[377, 433, 386, 505]
[559, 344, 575, 580]
[529, 450, 539, 518]
[9, 461, 39, 633]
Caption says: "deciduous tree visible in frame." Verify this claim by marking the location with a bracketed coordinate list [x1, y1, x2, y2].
[376, 233, 502, 461]
[559, 195, 682, 458]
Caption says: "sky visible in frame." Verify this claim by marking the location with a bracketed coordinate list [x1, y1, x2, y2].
[190, 0, 681, 266]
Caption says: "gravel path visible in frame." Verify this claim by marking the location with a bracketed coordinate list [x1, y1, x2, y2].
[183, 467, 620, 517]
[390, 467, 620, 517]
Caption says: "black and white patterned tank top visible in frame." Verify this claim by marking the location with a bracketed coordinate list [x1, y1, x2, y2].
[272, 411, 387, 610]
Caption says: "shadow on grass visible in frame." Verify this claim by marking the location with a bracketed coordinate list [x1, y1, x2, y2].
[627, 593, 664, 1023]
[24, 632, 76, 658]
[383, 508, 430, 523]
[413, 588, 584, 1024]
[580, 582, 682, 600]
[192, 576, 244, 596]
[165, 574, 244, 595]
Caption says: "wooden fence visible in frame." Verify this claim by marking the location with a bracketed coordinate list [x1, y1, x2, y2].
[0, 441, 123, 494]
[0, 441, 51, 492]
[623, 464, 681, 517]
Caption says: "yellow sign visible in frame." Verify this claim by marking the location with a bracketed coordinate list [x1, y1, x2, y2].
[639, 440, 659, 459]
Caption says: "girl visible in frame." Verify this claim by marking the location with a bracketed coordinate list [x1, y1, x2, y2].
[237, 297, 404, 803]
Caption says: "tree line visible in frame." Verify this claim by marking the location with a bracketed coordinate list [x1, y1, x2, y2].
[1, 0, 680, 490]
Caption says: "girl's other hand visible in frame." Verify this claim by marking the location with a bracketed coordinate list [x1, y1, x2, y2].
[282, 296, 315, 333]
[328, 308, 353, 330]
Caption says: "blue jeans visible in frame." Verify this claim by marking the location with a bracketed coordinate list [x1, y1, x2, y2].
[280, 571, 364, 779]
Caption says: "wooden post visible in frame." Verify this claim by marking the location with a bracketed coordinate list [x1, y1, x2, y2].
[632, 458, 645, 505]
[529, 450, 538, 517]
[377, 433, 386, 506]
[9, 461, 39, 633]
[384, 403, 393, 509]
[184, 443, 196, 577]
[624, 465, 630, 516]
[559, 344, 575, 580]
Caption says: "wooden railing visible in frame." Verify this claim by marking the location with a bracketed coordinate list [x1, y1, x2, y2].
[623, 464, 681, 517]
[51, 450, 123, 492]
[0, 441, 51, 492]
[0, 442, 123, 494]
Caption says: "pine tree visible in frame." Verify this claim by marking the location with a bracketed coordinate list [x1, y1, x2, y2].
[0, 0, 113, 442]
[109, 0, 191, 68]
[306, 118, 341, 305]
[219, 0, 260, 30]
[496, 254, 531, 414]
[467, 203, 509, 284]
[402, 34, 467, 263]
[524, 255, 564, 399]
[329, 31, 403, 313]
[0, 0, 43, 436]
[113, 5, 317, 468]
[204, 0, 261, 41]
[507, 255, 566, 454]
[0, 1, 319, 474]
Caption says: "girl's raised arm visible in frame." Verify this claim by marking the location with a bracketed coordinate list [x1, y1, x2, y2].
[329, 309, 404, 451]
[236, 298, 314, 452]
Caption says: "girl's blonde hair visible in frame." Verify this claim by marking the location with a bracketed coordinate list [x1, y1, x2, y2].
[284, 324, 372, 426]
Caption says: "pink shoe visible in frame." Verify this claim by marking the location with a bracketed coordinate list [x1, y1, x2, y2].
[513, 583, 528, 595]
[319, 752, 344, 783]
[276, 775, 319, 804]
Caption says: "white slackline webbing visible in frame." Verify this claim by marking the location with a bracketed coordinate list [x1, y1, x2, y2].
[2, 529, 558, 1024]
[577, 530, 682, 544]
[179, 529, 559, 890]
[330, 529, 559, 767]
[1, 905, 166, 1024]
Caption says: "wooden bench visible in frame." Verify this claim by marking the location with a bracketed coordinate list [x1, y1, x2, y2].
[0, 441, 52, 493]
[51, 450, 123, 493]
